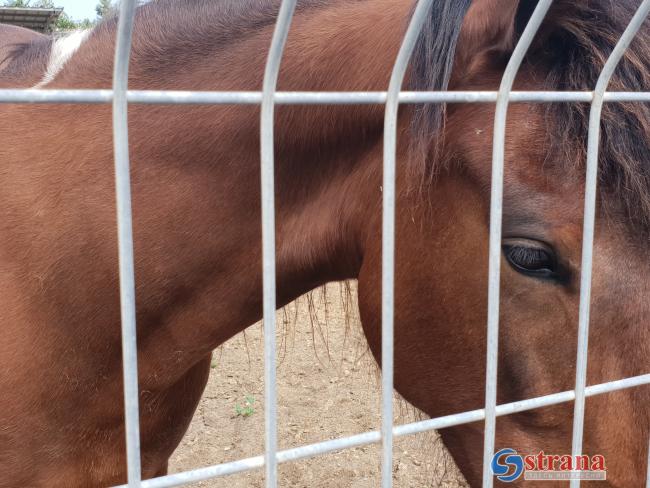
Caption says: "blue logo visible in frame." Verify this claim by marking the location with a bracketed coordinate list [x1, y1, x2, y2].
[491, 448, 524, 482]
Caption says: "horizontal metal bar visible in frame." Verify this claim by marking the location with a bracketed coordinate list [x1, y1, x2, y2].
[3, 89, 650, 105]
[113, 372, 650, 488]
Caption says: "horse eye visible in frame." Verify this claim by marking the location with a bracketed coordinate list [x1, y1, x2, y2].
[502, 243, 557, 278]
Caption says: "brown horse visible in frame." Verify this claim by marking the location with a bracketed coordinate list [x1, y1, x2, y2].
[1, 0, 649, 486]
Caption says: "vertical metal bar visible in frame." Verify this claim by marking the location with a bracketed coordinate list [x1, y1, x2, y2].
[381, 1, 435, 486]
[570, 4, 650, 488]
[482, 2, 553, 487]
[112, 0, 141, 486]
[647, 435, 650, 488]
[260, 1, 297, 487]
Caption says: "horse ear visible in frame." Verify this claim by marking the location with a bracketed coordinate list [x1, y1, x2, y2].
[407, 0, 542, 168]
[454, 0, 539, 80]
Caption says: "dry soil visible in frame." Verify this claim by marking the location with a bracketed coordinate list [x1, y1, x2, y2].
[169, 283, 469, 488]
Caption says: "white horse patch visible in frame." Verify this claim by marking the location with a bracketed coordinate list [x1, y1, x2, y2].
[34, 30, 92, 88]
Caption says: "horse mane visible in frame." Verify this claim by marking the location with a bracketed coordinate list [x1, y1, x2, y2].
[542, 1, 650, 235]
[409, 0, 472, 177]
[410, 0, 650, 235]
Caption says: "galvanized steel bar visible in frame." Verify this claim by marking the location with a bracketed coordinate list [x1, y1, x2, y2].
[381, 0, 435, 485]
[10, 89, 650, 105]
[647, 435, 650, 488]
[260, 1, 297, 487]
[112, 0, 141, 486]
[112, 372, 650, 488]
[482, 2, 553, 487]
[397, 372, 650, 437]
[570, 4, 650, 488]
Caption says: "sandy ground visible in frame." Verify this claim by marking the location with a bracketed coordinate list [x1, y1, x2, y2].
[169, 283, 468, 487]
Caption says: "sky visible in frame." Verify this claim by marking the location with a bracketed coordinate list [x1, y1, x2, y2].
[54, 0, 98, 21]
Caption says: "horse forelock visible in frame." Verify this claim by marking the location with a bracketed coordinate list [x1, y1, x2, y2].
[410, 0, 650, 240]
[408, 0, 472, 184]
[540, 0, 650, 239]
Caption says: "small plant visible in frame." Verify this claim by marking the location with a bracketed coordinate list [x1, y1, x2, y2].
[235, 395, 255, 417]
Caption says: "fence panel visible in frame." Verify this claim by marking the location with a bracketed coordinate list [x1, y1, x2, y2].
[2, 0, 648, 487]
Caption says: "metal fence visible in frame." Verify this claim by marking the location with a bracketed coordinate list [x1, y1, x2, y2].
[5, 0, 650, 486]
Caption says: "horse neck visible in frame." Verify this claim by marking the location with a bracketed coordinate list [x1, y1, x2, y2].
[112, 1, 411, 294]
[28, 0, 415, 376]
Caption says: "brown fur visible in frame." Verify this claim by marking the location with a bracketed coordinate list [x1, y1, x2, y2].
[0, 0, 648, 486]
[0, 24, 50, 86]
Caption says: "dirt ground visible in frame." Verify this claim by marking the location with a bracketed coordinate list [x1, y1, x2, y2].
[169, 283, 468, 487]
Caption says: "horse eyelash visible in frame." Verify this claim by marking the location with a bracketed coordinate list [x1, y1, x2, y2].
[506, 246, 549, 265]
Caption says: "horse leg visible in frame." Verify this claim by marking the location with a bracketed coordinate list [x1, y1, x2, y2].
[139, 355, 212, 482]
[153, 462, 168, 478]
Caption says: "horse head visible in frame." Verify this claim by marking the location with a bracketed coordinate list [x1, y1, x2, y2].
[358, 1, 650, 485]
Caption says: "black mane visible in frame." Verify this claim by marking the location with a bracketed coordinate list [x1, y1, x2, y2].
[542, 1, 650, 235]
